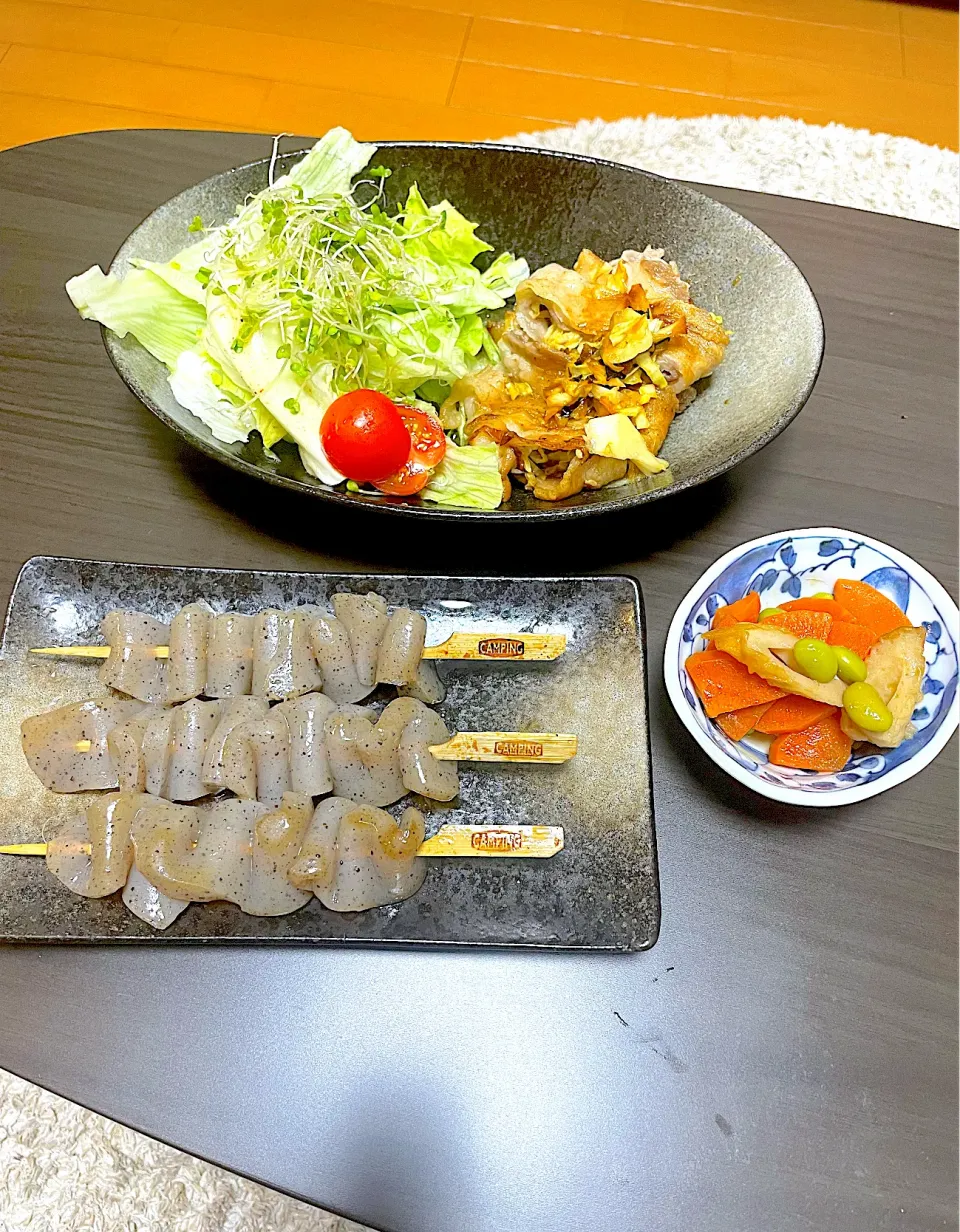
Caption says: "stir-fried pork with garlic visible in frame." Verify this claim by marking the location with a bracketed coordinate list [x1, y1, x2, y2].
[441, 247, 729, 502]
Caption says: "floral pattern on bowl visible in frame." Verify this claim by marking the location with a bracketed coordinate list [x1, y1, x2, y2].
[664, 528, 959, 806]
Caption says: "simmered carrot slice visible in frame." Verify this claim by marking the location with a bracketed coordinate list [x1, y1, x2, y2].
[716, 701, 775, 740]
[711, 591, 761, 630]
[763, 609, 833, 640]
[755, 696, 838, 735]
[768, 712, 852, 772]
[833, 579, 910, 638]
[685, 648, 786, 717]
[780, 597, 853, 622]
[827, 621, 878, 660]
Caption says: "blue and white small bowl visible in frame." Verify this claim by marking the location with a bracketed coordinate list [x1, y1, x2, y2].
[664, 528, 959, 806]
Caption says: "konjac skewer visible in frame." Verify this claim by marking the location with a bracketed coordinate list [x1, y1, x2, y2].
[30, 603, 564, 720]
[0, 827, 565, 860]
[21, 694, 578, 806]
[0, 791, 565, 928]
[30, 597, 566, 709]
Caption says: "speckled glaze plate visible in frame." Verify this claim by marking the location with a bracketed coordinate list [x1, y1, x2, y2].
[0, 557, 658, 949]
[104, 140, 824, 520]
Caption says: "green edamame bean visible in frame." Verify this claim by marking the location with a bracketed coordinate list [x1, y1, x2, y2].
[833, 645, 867, 684]
[792, 637, 839, 683]
[758, 607, 785, 621]
[843, 682, 893, 733]
[812, 591, 834, 599]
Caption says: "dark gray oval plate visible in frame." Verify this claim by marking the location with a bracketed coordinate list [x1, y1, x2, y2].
[0, 557, 658, 950]
[105, 140, 824, 520]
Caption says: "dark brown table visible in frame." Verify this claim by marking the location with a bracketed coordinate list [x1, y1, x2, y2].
[0, 131, 956, 1232]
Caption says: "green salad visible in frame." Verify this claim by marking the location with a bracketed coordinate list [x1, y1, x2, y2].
[67, 128, 528, 509]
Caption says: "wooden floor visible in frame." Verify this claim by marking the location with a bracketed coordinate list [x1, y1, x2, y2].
[0, 0, 956, 153]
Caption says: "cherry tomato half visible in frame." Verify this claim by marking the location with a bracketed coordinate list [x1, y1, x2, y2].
[320, 389, 411, 482]
[373, 406, 447, 496]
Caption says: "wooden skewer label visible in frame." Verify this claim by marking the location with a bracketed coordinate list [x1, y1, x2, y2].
[429, 732, 577, 763]
[422, 633, 566, 661]
[417, 825, 563, 858]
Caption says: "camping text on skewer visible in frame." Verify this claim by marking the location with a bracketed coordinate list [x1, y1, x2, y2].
[429, 732, 577, 763]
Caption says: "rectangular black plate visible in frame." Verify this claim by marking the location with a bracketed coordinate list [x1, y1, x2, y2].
[0, 558, 659, 949]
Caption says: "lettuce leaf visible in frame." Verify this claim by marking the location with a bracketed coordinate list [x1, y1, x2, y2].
[399, 182, 532, 325]
[277, 127, 378, 198]
[401, 184, 492, 265]
[397, 184, 528, 320]
[132, 239, 210, 306]
[66, 266, 205, 368]
[250, 401, 290, 450]
[456, 314, 489, 358]
[168, 351, 249, 444]
[416, 379, 451, 406]
[421, 442, 503, 510]
[202, 298, 344, 483]
[168, 350, 287, 449]
[482, 252, 530, 298]
[364, 304, 469, 392]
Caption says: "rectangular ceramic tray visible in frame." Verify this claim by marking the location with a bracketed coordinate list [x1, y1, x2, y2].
[0, 557, 659, 949]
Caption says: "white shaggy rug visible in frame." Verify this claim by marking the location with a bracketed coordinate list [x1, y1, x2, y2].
[0, 1069, 369, 1232]
[1, 112, 956, 1232]
[506, 114, 959, 227]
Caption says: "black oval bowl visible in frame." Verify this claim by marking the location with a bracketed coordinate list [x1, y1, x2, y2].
[104, 141, 824, 521]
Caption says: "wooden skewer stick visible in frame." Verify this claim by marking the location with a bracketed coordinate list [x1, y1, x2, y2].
[65, 732, 574, 763]
[429, 732, 577, 764]
[31, 645, 160, 659]
[0, 825, 564, 860]
[29, 632, 567, 663]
